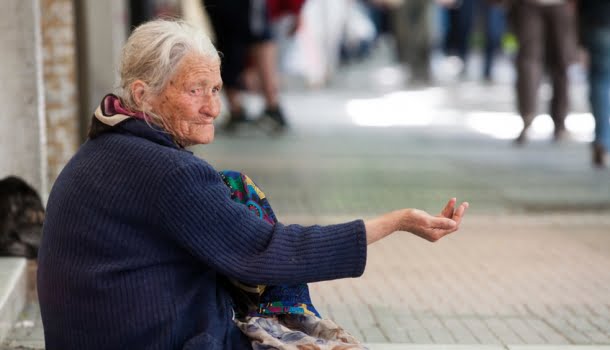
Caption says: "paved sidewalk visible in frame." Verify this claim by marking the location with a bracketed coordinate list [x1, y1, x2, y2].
[307, 215, 610, 345]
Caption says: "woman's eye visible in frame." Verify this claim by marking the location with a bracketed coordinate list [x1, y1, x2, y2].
[190, 88, 202, 96]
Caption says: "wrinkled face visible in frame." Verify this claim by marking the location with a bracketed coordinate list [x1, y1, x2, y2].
[149, 53, 222, 146]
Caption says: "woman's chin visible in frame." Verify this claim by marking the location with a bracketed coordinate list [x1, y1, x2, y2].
[184, 126, 215, 145]
[196, 130, 215, 145]
[201, 134, 214, 144]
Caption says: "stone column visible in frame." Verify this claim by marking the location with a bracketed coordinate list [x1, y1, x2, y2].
[0, 0, 47, 196]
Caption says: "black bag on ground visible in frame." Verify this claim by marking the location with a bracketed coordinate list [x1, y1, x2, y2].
[0, 176, 44, 259]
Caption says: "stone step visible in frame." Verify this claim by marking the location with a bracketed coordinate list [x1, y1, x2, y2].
[0, 258, 27, 344]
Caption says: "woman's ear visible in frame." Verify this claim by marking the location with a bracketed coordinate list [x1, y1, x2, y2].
[131, 80, 148, 109]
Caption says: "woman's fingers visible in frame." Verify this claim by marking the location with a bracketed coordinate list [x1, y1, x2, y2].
[432, 202, 469, 240]
[435, 217, 458, 230]
[409, 201, 469, 242]
[452, 202, 469, 226]
[441, 197, 457, 218]
[419, 217, 457, 242]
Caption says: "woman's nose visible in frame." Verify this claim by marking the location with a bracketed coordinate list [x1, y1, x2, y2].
[201, 96, 221, 119]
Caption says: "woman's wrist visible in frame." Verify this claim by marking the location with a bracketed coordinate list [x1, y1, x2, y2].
[365, 209, 410, 245]
[397, 208, 414, 233]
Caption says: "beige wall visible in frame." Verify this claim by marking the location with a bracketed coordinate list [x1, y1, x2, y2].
[82, 0, 127, 115]
[0, 0, 47, 196]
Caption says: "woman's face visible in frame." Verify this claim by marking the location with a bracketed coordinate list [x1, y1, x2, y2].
[150, 53, 222, 146]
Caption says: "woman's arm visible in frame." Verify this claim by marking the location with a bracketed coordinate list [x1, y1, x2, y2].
[157, 162, 467, 285]
[364, 198, 469, 245]
[156, 163, 367, 286]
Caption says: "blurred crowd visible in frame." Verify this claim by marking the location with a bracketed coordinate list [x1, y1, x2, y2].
[128, 0, 610, 168]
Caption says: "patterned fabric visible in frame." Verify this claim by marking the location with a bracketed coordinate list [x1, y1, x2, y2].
[219, 170, 320, 318]
[220, 170, 277, 225]
[235, 314, 367, 350]
[89, 94, 161, 140]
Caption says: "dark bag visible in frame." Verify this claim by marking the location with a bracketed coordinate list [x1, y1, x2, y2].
[0, 176, 44, 259]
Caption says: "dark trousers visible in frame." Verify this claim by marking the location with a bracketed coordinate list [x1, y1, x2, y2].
[512, 1, 575, 132]
[392, 0, 434, 82]
[444, 0, 506, 78]
[582, 26, 610, 149]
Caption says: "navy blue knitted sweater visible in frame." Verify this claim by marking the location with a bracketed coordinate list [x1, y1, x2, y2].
[37, 118, 367, 349]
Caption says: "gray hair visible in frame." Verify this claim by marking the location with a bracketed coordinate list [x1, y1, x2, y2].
[118, 19, 219, 119]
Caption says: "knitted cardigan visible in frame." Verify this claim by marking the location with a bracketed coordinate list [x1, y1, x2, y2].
[37, 117, 367, 350]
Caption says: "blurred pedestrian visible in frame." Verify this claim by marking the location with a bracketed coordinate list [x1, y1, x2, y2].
[339, 0, 389, 63]
[577, 0, 610, 168]
[265, 0, 306, 76]
[511, 0, 577, 144]
[203, 0, 288, 132]
[267, 0, 306, 43]
[391, 0, 436, 82]
[129, 0, 180, 30]
[251, 0, 308, 132]
[443, 0, 506, 80]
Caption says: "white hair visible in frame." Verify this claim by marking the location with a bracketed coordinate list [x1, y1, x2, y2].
[118, 19, 219, 118]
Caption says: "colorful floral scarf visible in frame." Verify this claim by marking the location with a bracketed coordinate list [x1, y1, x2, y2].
[219, 170, 320, 318]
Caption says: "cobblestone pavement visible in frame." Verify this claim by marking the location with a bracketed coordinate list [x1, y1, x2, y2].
[3, 58, 610, 349]
[306, 215, 610, 345]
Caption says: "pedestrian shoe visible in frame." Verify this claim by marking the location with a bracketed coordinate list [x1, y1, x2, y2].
[514, 116, 534, 146]
[223, 109, 249, 133]
[592, 143, 608, 169]
[514, 130, 527, 145]
[553, 128, 571, 143]
[514, 125, 530, 146]
[257, 106, 288, 134]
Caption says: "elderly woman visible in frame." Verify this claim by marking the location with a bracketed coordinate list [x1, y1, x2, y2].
[37, 19, 468, 349]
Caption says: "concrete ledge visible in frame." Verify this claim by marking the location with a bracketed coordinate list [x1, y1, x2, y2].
[0, 258, 27, 344]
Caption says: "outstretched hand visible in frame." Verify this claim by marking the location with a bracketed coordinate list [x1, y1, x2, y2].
[364, 198, 469, 245]
[401, 198, 469, 242]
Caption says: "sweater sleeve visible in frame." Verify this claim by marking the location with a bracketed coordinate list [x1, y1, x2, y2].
[155, 162, 367, 286]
